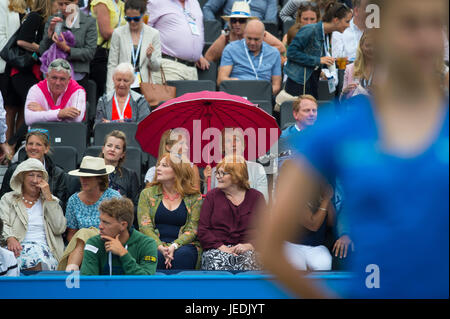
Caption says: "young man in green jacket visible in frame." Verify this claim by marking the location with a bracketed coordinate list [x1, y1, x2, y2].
[81, 197, 157, 275]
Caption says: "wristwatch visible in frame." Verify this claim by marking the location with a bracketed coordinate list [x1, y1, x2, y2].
[170, 243, 179, 250]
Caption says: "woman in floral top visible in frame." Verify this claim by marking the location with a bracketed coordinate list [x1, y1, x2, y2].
[138, 153, 202, 270]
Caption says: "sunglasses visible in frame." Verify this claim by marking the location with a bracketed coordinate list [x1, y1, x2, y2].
[125, 15, 142, 22]
[230, 18, 248, 24]
[28, 128, 50, 141]
[49, 59, 71, 70]
[299, 1, 318, 8]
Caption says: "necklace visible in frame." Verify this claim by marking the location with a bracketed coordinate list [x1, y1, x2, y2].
[22, 196, 37, 205]
[163, 190, 180, 201]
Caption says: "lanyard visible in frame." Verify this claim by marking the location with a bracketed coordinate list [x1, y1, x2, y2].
[322, 24, 331, 56]
[130, 29, 144, 69]
[112, 0, 122, 26]
[109, 244, 128, 276]
[243, 41, 264, 80]
[114, 93, 130, 120]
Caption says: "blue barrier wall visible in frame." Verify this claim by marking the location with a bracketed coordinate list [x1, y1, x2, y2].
[0, 272, 353, 299]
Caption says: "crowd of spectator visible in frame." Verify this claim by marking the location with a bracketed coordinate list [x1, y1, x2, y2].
[0, 0, 448, 278]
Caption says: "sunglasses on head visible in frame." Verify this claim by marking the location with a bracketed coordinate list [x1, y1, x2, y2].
[230, 18, 248, 24]
[299, 1, 318, 8]
[125, 15, 142, 22]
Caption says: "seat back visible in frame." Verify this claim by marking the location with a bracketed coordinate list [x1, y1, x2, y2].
[30, 122, 88, 162]
[197, 61, 218, 84]
[166, 80, 216, 97]
[219, 80, 272, 102]
[203, 19, 222, 43]
[50, 146, 78, 172]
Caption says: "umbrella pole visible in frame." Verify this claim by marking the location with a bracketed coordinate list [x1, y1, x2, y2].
[206, 108, 212, 193]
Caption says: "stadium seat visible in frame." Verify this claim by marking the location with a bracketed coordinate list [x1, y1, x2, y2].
[167, 80, 216, 97]
[318, 80, 335, 101]
[252, 100, 273, 115]
[280, 100, 295, 129]
[283, 19, 295, 35]
[30, 122, 88, 161]
[65, 173, 81, 196]
[176, 271, 233, 276]
[50, 146, 78, 172]
[93, 122, 139, 148]
[197, 61, 218, 84]
[203, 19, 222, 43]
[219, 80, 272, 102]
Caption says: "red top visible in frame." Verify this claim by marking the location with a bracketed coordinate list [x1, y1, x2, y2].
[111, 96, 132, 121]
[198, 188, 265, 250]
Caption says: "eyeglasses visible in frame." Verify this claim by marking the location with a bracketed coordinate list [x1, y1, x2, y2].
[125, 15, 142, 22]
[230, 18, 248, 24]
[215, 170, 230, 178]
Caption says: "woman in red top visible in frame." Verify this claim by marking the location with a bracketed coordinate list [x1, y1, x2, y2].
[198, 155, 266, 271]
[94, 62, 150, 125]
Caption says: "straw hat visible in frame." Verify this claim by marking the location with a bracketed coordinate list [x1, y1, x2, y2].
[68, 156, 115, 177]
[222, 1, 257, 21]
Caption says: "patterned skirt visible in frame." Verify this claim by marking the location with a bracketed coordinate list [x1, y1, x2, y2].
[18, 241, 58, 271]
[201, 246, 261, 271]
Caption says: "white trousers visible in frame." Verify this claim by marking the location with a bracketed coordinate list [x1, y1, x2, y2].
[284, 241, 332, 271]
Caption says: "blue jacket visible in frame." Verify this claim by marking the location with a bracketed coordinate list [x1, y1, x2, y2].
[285, 22, 325, 85]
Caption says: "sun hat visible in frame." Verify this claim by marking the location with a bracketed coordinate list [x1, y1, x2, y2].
[68, 156, 115, 177]
[221, 1, 257, 21]
[10, 158, 49, 193]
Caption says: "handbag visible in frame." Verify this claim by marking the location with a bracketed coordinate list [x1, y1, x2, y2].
[140, 66, 176, 108]
[0, 29, 35, 70]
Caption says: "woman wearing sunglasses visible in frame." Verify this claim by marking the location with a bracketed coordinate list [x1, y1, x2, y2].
[204, 1, 285, 64]
[106, 0, 161, 94]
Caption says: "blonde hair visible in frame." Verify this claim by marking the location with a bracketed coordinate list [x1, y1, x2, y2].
[99, 197, 135, 230]
[30, 0, 52, 24]
[216, 155, 250, 190]
[8, 0, 29, 14]
[292, 94, 318, 112]
[353, 30, 373, 80]
[149, 153, 200, 197]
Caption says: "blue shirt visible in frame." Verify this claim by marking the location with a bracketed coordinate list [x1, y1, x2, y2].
[202, 0, 278, 23]
[290, 95, 449, 298]
[66, 188, 122, 229]
[220, 39, 281, 83]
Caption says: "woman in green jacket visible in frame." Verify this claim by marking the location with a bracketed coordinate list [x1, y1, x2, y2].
[138, 152, 203, 270]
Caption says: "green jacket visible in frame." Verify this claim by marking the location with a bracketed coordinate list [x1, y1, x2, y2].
[80, 229, 157, 275]
[137, 186, 203, 268]
[137, 186, 203, 249]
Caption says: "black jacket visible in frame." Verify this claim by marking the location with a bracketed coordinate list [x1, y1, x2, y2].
[0, 155, 69, 211]
[108, 166, 141, 229]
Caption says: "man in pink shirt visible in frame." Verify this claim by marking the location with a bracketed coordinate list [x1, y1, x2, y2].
[146, 0, 210, 81]
[24, 59, 86, 126]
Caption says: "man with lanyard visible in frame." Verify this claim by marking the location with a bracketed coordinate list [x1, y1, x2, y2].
[218, 19, 282, 95]
[146, 0, 210, 81]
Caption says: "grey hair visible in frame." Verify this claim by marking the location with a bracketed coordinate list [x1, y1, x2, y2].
[113, 62, 136, 82]
[48, 58, 72, 77]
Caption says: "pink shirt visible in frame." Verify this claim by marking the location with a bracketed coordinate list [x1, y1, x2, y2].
[147, 0, 204, 62]
[24, 81, 86, 125]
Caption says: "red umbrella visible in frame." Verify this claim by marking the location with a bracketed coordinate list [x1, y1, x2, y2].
[136, 91, 280, 169]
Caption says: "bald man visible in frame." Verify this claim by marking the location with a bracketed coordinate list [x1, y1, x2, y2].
[218, 20, 282, 95]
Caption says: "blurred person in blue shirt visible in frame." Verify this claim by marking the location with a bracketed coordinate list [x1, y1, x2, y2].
[257, 0, 449, 299]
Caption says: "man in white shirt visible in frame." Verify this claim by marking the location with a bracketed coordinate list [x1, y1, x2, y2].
[331, 0, 368, 61]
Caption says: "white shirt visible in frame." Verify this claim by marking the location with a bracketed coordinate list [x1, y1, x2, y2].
[331, 19, 364, 61]
[23, 199, 48, 245]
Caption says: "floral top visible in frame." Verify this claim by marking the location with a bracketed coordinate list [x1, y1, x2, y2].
[66, 188, 121, 229]
[137, 186, 203, 249]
